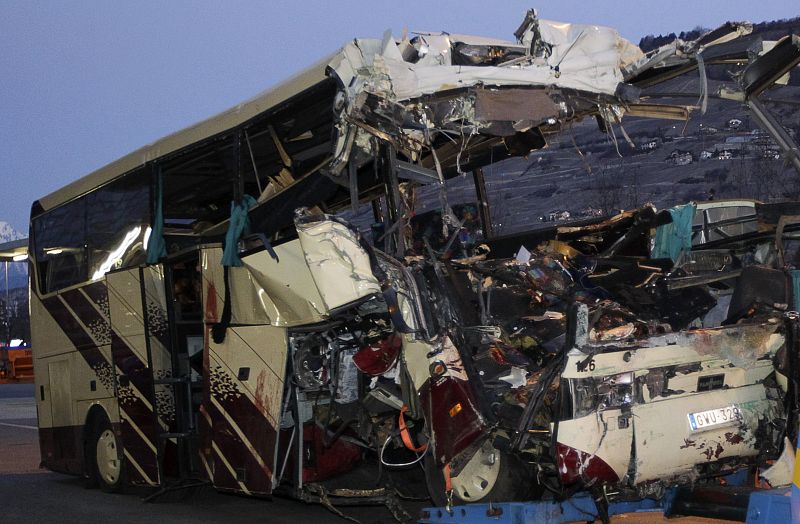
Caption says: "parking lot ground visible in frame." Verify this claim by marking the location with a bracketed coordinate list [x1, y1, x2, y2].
[0, 383, 425, 523]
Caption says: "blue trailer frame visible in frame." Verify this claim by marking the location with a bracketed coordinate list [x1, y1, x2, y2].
[419, 486, 794, 524]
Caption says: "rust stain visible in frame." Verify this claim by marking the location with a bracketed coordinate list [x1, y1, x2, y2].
[680, 438, 696, 449]
[205, 283, 218, 323]
[714, 442, 725, 459]
[724, 432, 744, 444]
[253, 370, 270, 418]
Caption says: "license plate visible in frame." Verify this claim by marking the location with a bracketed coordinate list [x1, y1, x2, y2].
[688, 405, 742, 432]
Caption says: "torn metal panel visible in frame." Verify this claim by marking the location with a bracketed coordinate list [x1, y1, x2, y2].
[557, 406, 633, 485]
[474, 88, 560, 124]
[295, 213, 381, 313]
[330, 17, 636, 103]
[623, 22, 753, 86]
[741, 34, 800, 99]
[396, 160, 439, 185]
[324, 11, 668, 178]
[562, 339, 767, 383]
[685, 325, 784, 369]
[731, 34, 800, 174]
[759, 437, 796, 487]
[747, 98, 800, 175]
[418, 337, 487, 466]
[624, 103, 692, 121]
[202, 244, 327, 327]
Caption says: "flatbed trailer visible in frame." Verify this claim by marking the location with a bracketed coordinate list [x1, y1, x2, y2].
[419, 486, 793, 524]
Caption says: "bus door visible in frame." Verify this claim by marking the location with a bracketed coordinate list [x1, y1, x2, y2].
[107, 263, 203, 485]
[200, 246, 291, 497]
[162, 255, 205, 481]
[106, 266, 169, 486]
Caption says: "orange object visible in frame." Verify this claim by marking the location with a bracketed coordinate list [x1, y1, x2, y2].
[398, 405, 428, 453]
[444, 463, 453, 492]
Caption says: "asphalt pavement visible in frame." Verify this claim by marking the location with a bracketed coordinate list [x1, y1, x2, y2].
[0, 383, 423, 523]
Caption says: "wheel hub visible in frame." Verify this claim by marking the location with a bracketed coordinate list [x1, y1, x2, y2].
[450, 442, 502, 502]
[96, 429, 120, 485]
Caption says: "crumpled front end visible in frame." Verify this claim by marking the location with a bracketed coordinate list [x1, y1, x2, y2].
[325, 10, 650, 177]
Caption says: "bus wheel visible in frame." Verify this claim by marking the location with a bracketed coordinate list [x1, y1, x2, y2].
[92, 418, 125, 492]
[425, 441, 537, 505]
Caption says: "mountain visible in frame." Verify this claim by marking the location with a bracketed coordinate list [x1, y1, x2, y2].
[0, 221, 22, 243]
[639, 18, 800, 86]
[0, 221, 28, 290]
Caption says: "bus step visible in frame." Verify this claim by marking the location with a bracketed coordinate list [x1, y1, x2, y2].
[158, 432, 193, 439]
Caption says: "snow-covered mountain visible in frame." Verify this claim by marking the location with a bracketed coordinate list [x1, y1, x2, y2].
[0, 221, 28, 290]
[0, 221, 23, 243]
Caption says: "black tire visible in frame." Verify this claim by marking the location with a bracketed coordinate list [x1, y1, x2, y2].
[424, 443, 538, 506]
[90, 416, 126, 493]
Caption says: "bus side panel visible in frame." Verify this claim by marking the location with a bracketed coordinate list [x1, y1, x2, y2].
[204, 325, 288, 496]
[105, 271, 165, 486]
[201, 244, 327, 328]
[31, 289, 118, 476]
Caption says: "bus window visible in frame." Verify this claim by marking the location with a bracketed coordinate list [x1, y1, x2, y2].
[33, 198, 87, 294]
[87, 172, 151, 280]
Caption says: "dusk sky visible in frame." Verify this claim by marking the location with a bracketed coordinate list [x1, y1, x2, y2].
[1, 1, 797, 233]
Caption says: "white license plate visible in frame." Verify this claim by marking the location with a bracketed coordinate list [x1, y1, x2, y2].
[688, 405, 742, 432]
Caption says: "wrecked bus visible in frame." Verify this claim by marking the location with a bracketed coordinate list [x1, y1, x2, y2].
[28, 8, 800, 515]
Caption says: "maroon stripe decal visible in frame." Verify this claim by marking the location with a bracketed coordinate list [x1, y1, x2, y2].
[41, 296, 98, 352]
[206, 400, 272, 493]
[209, 367, 277, 469]
[211, 445, 241, 492]
[118, 417, 159, 483]
[40, 295, 115, 395]
[82, 281, 109, 311]
[142, 298, 171, 351]
[77, 283, 167, 483]
[60, 288, 110, 342]
[61, 288, 155, 403]
[110, 331, 156, 402]
[38, 425, 83, 476]
[124, 459, 147, 485]
[39, 291, 160, 483]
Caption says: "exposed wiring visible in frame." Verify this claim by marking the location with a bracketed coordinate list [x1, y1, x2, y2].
[379, 434, 429, 468]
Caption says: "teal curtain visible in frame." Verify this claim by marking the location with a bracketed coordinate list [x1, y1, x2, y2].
[146, 168, 167, 264]
[221, 195, 257, 267]
[651, 203, 696, 262]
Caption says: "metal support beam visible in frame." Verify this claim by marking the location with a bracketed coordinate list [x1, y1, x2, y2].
[381, 144, 406, 257]
[747, 98, 800, 175]
[471, 168, 494, 240]
[348, 161, 359, 213]
[396, 160, 440, 185]
[233, 131, 244, 202]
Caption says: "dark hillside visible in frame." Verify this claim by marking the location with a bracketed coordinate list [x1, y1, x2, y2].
[639, 17, 800, 85]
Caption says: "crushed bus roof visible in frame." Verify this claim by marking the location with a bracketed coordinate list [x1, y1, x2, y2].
[36, 9, 734, 214]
